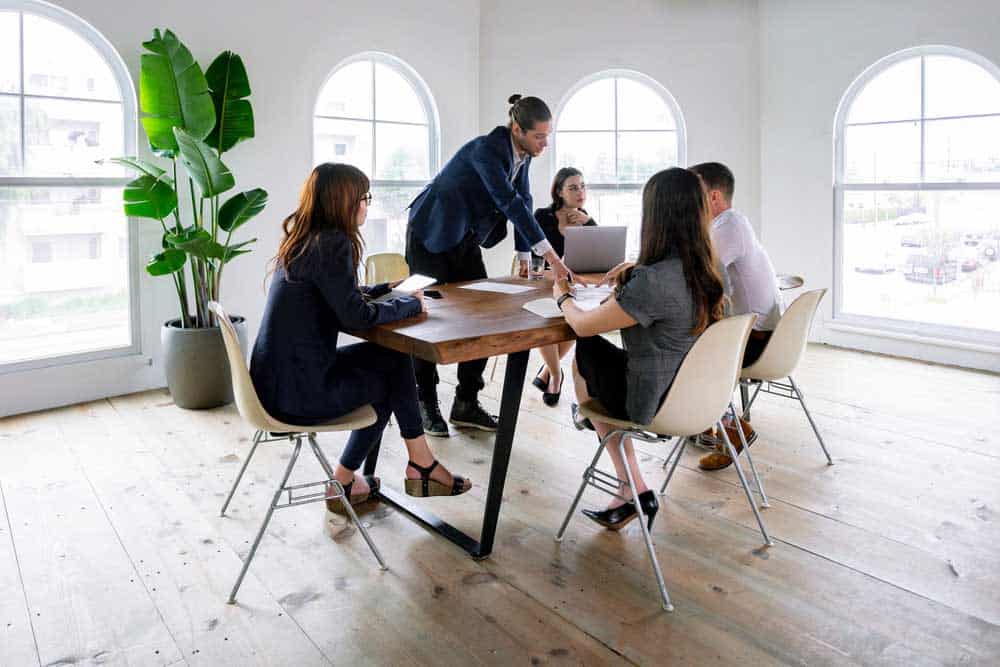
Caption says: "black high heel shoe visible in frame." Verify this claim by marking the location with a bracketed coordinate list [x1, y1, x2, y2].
[582, 489, 659, 531]
[531, 366, 548, 392]
[542, 370, 563, 407]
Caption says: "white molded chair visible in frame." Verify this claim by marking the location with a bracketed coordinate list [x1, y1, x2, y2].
[364, 252, 409, 286]
[209, 301, 387, 604]
[555, 314, 771, 611]
[739, 288, 832, 464]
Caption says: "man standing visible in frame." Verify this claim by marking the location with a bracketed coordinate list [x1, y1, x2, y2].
[406, 94, 572, 437]
[689, 162, 781, 470]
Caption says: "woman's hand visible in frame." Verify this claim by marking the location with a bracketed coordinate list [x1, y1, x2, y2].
[567, 209, 589, 226]
[552, 277, 572, 300]
[412, 290, 428, 313]
[599, 261, 635, 287]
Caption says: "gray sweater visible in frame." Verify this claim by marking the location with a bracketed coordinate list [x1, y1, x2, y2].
[615, 258, 698, 425]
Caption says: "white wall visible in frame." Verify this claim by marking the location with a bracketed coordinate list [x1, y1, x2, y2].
[476, 0, 761, 276]
[0, 0, 481, 417]
[759, 0, 1000, 371]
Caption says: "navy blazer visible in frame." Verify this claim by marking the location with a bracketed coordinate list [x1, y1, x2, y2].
[407, 125, 547, 254]
[249, 228, 422, 421]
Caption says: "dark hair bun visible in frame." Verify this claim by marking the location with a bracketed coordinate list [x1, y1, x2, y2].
[508, 94, 522, 105]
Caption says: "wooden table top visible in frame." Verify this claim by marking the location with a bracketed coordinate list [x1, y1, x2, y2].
[349, 276, 577, 364]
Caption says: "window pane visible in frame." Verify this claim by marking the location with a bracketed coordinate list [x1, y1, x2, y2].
[557, 78, 614, 131]
[374, 63, 426, 124]
[316, 60, 372, 119]
[843, 122, 921, 183]
[847, 58, 921, 124]
[841, 189, 1000, 334]
[617, 78, 675, 130]
[0, 186, 132, 365]
[924, 116, 1000, 182]
[24, 97, 124, 177]
[617, 131, 677, 183]
[925, 55, 1000, 119]
[0, 12, 19, 94]
[375, 122, 428, 180]
[365, 184, 423, 255]
[556, 131, 615, 183]
[22, 14, 120, 101]
[313, 117, 372, 173]
[0, 95, 21, 175]
[587, 189, 642, 261]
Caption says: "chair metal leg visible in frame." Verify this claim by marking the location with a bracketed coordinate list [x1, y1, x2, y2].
[555, 438, 605, 542]
[228, 436, 303, 604]
[221, 429, 263, 516]
[729, 403, 769, 508]
[788, 376, 833, 465]
[307, 434, 387, 570]
[718, 423, 773, 546]
[658, 437, 688, 496]
[660, 437, 677, 469]
[619, 438, 673, 612]
[740, 380, 764, 421]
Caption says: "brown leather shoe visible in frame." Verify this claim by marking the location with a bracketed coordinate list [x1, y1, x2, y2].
[697, 419, 757, 470]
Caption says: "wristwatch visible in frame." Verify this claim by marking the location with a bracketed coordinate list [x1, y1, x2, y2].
[556, 292, 575, 311]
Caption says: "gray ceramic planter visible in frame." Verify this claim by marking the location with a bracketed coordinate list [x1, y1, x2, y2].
[161, 316, 247, 409]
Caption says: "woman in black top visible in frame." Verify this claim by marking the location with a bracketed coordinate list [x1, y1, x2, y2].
[251, 164, 471, 512]
[530, 167, 596, 406]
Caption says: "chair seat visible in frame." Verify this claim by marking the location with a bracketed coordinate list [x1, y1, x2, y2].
[578, 399, 648, 432]
[259, 404, 378, 434]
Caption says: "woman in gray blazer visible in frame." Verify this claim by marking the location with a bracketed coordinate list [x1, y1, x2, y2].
[552, 168, 726, 531]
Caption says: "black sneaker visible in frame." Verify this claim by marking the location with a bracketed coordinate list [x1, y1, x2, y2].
[571, 402, 595, 431]
[419, 399, 450, 437]
[449, 398, 499, 432]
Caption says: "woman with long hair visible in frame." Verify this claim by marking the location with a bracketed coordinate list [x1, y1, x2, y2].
[251, 163, 471, 515]
[529, 167, 597, 406]
[553, 167, 725, 531]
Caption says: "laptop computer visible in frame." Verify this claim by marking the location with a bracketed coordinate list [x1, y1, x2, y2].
[562, 226, 628, 273]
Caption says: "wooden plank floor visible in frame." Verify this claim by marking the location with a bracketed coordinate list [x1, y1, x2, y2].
[1, 343, 999, 666]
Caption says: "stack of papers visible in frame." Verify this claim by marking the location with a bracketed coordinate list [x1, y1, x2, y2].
[520, 284, 615, 318]
[459, 282, 538, 294]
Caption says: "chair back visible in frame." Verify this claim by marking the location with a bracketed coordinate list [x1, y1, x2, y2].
[208, 301, 274, 431]
[646, 314, 756, 437]
[364, 252, 409, 285]
[741, 288, 827, 381]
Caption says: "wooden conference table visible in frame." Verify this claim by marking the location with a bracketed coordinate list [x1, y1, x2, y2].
[349, 275, 574, 559]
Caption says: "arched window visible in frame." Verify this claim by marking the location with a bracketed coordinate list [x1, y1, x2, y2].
[834, 46, 1000, 343]
[554, 70, 685, 258]
[0, 2, 137, 369]
[313, 52, 439, 255]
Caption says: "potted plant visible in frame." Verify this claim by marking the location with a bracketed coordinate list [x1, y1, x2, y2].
[109, 29, 267, 408]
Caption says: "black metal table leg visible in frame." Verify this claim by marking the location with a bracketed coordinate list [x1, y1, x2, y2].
[367, 349, 530, 559]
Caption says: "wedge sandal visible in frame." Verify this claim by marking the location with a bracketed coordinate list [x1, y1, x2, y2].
[404, 460, 470, 497]
[326, 474, 380, 514]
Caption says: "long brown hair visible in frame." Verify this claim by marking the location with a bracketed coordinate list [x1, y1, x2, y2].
[274, 163, 368, 274]
[632, 167, 725, 334]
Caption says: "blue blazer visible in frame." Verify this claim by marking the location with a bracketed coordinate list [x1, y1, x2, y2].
[249, 228, 422, 421]
[408, 125, 547, 254]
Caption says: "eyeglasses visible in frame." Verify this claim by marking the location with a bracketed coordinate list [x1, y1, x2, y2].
[566, 183, 587, 193]
[360, 192, 373, 205]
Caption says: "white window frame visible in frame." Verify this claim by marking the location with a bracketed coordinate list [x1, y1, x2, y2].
[832, 45, 1000, 346]
[312, 51, 440, 194]
[552, 69, 687, 201]
[0, 0, 139, 374]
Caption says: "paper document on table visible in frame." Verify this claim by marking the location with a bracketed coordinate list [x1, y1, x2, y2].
[572, 284, 614, 311]
[373, 273, 437, 302]
[522, 298, 563, 318]
[459, 282, 537, 294]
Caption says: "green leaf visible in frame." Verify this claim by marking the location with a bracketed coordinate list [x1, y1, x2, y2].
[222, 238, 256, 264]
[205, 51, 255, 154]
[139, 28, 216, 157]
[174, 127, 235, 197]
[146, 248, 186, 276]
[218, 188, 267, 232]
[105, 156, 168, 180]
[123, 174, 177, 220]
[166, 226, 225, 260]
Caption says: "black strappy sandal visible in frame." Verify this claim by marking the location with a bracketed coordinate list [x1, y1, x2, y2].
[326, 474, 380, 514]
[404, 460, 470, 497]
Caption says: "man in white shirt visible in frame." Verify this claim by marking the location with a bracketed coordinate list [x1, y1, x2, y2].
[690, 162, 781, 471]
